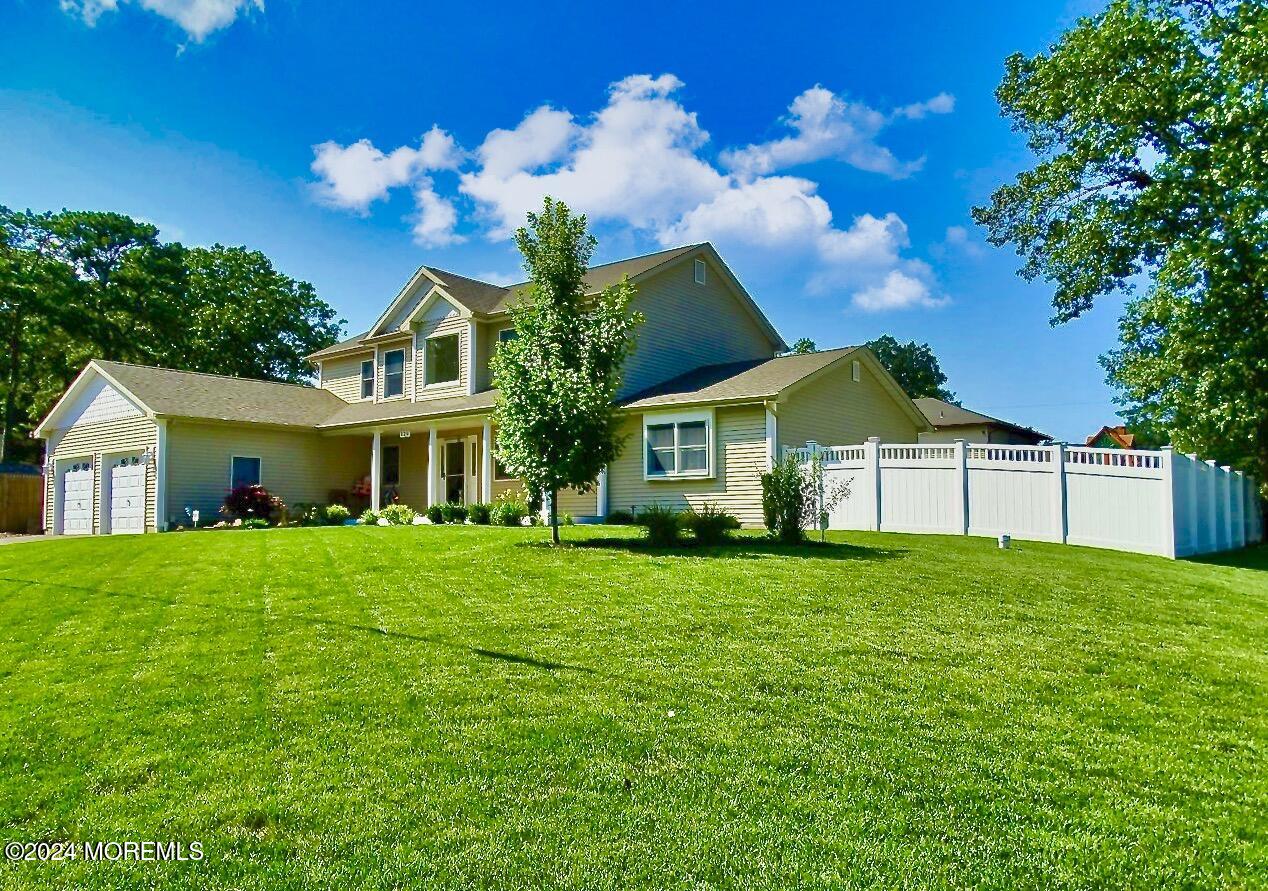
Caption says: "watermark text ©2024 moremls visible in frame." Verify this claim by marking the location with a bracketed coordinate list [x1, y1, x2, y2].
[5, 840, 204, 863]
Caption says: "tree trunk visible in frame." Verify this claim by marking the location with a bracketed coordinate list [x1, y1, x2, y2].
[549, 487, 560, 545]
[0, 312, 22, 465]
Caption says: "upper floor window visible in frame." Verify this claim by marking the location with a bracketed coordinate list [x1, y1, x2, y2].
[383, 349, 405, 398]
[360, 359, 374, 399]
[497, 327, 518, 347]
[644, 410, 712, 479]
[426, 333, 460, 385]
[694, 258, 706, 285]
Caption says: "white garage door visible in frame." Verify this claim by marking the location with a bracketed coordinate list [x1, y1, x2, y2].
[108, 454, 146, 534]
[61, 461, 94, 535]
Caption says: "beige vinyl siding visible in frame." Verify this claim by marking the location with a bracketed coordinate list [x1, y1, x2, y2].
[414, 310, 470, 401]
[608, 405, 768, 527]
[389, 434, 430, 508]
[321, 352, 373, 403]
[777, 361, 921, 450]
[45, 416, 158, 533]
[918, 426, 1037, 445]
[165, 421, 366, 521]
[620, 259, 778, 398]
[557, 486, 598, 517]
[474, 320, 508, 391]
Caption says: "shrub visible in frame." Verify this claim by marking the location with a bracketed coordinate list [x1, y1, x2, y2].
[359, 507, 380, 525]
[324, 504, 351, 525]
[241, 518, 270, 530]
[761, 454, 809, 544]
[379, 504, 417, 526]
[682, 502, 740, 546]
[560, 512, 574, 526]
[469, 503, 492, 525]
[439, 502, 468, 524]
[222, 484, 282, 522]
[604, 509, 635, 525]
[425, 504, 444, 525]
[636, 503, 683, 547]
[490, 491, 529, 527]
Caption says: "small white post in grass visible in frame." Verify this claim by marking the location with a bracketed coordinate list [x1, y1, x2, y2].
[998, 533, 1011, 550]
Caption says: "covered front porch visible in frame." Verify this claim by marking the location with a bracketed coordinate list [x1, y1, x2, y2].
[325, 413, 518, 513]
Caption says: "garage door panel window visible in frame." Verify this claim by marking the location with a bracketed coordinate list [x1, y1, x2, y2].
[644, 412, 713, 479]
[231, 456, 262, 488]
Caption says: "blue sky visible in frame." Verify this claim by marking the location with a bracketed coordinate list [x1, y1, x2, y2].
[1, 0, 1121, 442]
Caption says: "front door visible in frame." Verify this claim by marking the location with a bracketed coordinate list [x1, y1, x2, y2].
[443, 439, 465, 504]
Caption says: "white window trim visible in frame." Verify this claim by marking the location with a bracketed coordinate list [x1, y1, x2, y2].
[694, 258, 706, 285]
[422, 331, 462, 388]
[382, 347, 407, 400]
[497, 326, 517, 344]
[229, 455, 263, 488]
[642, 408, 715, 481]
[359, 358, 374, 401]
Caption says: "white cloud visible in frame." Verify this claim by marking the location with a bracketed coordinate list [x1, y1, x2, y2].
[460, 73, 727, 239]
[852, 267, 947, 311]
[894, 92, 956, 120]
[311, 126, 461, 223]
[60, 0, 262, 41]
[932, 224, 985, 260]
[309, 74, 954, 310]
[473, 270, 521, 286]
[721, 86, 954, 180]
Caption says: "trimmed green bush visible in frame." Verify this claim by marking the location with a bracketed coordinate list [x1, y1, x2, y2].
[469, 503, 492, 525]
[379, 504, 417, 526]
[241, 518, 270, 530]
[439, 502, 468, 524]
[604, 509, 636, 525]
[425, 504, 444, 525]
[490, 492, 529, 527]
[636, 503, 683, 547]
[682, 503, 740, 545]
[359, 508, 380, 526]
[324, 504, 351, 525]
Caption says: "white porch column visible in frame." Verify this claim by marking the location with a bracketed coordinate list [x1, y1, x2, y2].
[481, 420, 493, 504]
[370, 431, 382, 512]
[596, 466, 608, 519]
[764, 405, 777, 471]
[427, 424, 438, 507]
[154, 419, 168, 532]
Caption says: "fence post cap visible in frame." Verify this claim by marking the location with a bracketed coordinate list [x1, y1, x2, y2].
[867, 436, 881, 443]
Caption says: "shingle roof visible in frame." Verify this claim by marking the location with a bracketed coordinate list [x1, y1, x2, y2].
[914, 397, 1049, 440]
[307, 330, 371, 360]
[317, 389, 499, 429]
[422, 268, 511, 315]
[96, 360, 346, 427]
[621, 347, 860, 409]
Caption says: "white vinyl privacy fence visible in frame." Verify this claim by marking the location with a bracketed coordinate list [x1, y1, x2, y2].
[789, 439, 1263, 559]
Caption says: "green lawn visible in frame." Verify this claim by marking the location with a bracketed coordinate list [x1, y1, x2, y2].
[0, 526, 1264, 890]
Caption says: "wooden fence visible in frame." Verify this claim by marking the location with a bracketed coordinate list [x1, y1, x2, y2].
[0, 470, 44, 534]
[788, 439, 1263, 559]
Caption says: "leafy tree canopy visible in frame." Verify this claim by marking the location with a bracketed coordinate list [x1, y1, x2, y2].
[490, 198, 642, 544]
[0, 206, 343, 462]
[865, 335, 956, 402]
[973, 0, 1268, 485]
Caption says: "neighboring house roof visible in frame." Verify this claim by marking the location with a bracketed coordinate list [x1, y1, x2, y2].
[1086, 424, 1136, 448]
[308, 242, 786, 361]
[317, 389, 499, 429]
[914, 397, 1050, 442]
[35, 360, 347, 435]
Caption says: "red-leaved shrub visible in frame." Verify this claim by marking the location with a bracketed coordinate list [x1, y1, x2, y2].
[222, 484, 282, 522]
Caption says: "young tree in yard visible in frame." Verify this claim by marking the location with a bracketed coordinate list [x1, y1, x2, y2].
[490, 198, 642, 545]
[865, 335, 956, 402]
[973, 0, 1268, 490]
[176, 245, 343, 383]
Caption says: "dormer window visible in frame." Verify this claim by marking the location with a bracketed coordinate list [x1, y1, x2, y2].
[497, 327, 518, 347]
[384, 349, 405, 398]
[360, 359, 374, 399]
[694, 259, 706, 285]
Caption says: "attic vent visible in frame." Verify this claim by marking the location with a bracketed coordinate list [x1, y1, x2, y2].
[851, 360, 861, 382]
[694, 258, 706, 285]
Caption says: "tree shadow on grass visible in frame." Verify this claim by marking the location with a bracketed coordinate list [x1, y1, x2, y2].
[520, 537, 907, 562]
[1185, 542, 1268, 572]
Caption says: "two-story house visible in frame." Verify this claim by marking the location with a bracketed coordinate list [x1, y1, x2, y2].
[34, 243, 930, 534]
